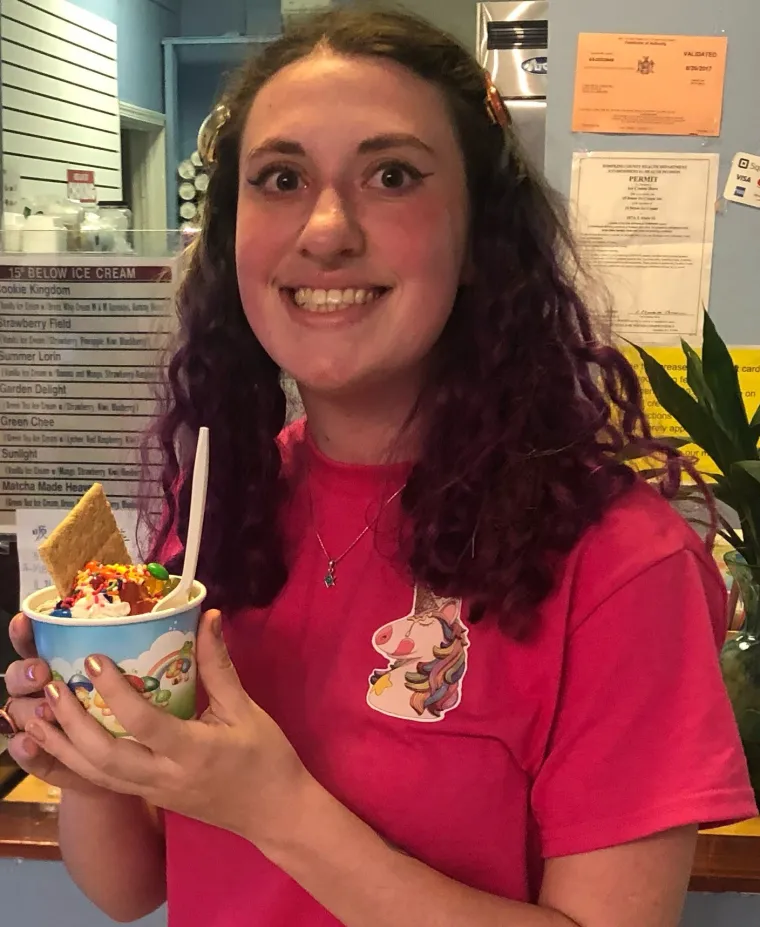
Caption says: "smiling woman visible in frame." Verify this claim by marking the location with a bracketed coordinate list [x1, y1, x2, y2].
[2, 6, 757, 927]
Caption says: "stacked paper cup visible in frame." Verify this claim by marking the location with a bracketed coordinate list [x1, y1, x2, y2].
[23, 215, 66, 253]
[2, 213, 25, 252]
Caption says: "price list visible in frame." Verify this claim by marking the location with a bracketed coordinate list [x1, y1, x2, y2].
[0, 257, 175, 527]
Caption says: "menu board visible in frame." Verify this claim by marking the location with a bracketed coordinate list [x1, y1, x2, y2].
[0, 256, 176, 528]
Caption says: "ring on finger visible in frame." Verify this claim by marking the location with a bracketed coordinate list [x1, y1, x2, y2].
[0, 698, 19, 737]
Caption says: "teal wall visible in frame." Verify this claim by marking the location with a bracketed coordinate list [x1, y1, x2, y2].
[352, 0, 478, 49]
[67, 0, 181, 112]
[181, 0, 280, 36]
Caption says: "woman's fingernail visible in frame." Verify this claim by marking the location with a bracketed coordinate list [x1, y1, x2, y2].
[25, 721, 45, 743]
[35, 704, 54, 722]
[25, 664, 38, 683]
[210, 614, 222, 638]
[20, 735, 39, 758]
[84, 656, 102, 677]
[44, 683, 60, 702]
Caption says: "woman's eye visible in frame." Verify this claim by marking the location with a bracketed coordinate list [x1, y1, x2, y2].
[367, 162, 425, 192]
[250, 167, 303, 194]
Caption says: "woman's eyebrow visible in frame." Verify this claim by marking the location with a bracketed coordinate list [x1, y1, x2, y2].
[244, 132, 435, 164]
[356, 133, 435, 156]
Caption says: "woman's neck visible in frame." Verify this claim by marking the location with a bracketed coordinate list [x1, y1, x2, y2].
[299, 381, 422, 465]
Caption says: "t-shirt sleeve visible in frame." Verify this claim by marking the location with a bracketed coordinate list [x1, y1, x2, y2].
[531, 548, 757, 859]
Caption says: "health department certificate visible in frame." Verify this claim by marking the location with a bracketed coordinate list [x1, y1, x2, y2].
[569, 152, 719, 345]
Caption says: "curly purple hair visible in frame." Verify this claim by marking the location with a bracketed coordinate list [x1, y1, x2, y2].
[145, 6, 695, 633]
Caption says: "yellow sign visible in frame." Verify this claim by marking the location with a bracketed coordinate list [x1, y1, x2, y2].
[572, 33, 728, 136]
[623, 346, 760, 472]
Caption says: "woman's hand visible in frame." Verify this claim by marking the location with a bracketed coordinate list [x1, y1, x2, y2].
[22, 610, 313, 848]
[5, 613, 107, 795]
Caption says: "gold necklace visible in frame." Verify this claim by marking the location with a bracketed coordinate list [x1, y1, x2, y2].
[312, 486, 403, 588]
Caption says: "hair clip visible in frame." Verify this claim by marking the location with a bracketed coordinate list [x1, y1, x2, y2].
[483, 71, 510, 129]
[197, 103, 231, 167]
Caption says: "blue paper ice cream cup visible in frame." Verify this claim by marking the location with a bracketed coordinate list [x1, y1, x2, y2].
[22, 579, 207, 737]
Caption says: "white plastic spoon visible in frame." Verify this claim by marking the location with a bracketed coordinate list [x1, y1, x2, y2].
[152, 426, 209, 612]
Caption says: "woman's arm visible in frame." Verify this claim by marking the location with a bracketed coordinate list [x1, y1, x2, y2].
[59, 788, 166, 922]
[257, 778, 697, 927]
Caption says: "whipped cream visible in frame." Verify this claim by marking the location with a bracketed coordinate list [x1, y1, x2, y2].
[70, 594, 132, 620]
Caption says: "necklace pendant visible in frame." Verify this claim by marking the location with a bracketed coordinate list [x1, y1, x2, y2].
[324, 561, 337, 588]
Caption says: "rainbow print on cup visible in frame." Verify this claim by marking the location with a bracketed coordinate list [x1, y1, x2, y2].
[22, 579, 207, 737]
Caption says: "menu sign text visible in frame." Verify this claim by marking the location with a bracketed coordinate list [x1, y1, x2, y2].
[0, 257, 175, 527]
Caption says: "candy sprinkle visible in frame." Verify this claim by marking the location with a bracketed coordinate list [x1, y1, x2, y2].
[147, 562, 170, 581]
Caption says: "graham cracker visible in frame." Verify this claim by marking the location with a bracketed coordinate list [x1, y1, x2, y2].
[39, 483, 132, 596]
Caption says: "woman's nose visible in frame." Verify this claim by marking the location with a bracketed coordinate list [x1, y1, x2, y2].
[298, 187, 364, 263]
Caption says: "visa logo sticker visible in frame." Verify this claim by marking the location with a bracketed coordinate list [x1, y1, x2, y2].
[521, 56, 548, 75]
[724, 151, 760, 209]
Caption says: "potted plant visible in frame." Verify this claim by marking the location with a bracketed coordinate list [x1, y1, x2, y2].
[632, 314, 760, 800]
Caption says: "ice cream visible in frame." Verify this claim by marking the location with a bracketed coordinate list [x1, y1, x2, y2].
[45, 561, 176, 619]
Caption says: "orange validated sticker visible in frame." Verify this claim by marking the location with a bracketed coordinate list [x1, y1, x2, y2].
[572, 33, 728, 137]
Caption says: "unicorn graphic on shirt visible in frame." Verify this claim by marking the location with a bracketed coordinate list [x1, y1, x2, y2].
[367, 586, 469, 723]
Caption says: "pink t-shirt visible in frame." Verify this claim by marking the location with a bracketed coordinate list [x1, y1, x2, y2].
[165, 421, 756, 925]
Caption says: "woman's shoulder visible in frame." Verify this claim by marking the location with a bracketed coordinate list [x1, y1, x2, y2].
[557, 480, 724, 627]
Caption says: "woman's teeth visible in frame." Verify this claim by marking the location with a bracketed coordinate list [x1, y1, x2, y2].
[290, 287, 385, 312]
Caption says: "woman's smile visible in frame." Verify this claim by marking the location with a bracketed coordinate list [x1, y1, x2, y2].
[275, 284, 393, 329]
[287, 285, 391, 312]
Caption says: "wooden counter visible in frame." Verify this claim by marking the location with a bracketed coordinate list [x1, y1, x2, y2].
[1, 778, 759, 890]
[692, 818, 760, 893]
[0, 800, 60, 861]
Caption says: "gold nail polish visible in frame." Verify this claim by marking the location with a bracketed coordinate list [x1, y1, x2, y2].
[44, 682, 60, 701]
[85, 655, 103, 677]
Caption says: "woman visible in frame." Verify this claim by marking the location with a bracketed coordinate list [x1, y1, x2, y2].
[3, 8, 755, 926]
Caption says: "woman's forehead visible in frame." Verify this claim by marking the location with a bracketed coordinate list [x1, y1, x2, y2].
[242, 52, 454, 147]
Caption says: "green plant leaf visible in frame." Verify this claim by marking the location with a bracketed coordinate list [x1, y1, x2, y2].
[751, 404, 760, 445]
[711, 475, 738, 509]
[637, 467, 667, 481]
[702, 312, 757, 459]
[718, 524, 744, 550]
[617, 436, 690, 461]
[658, 436, 693, 451]
[631, 344, 737, 473]
[735, 461, 760, 486]
[727, 462, 760, 565]
[681, 339, 716, 413]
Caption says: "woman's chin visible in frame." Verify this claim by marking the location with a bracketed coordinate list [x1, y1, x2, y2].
[293, 371, 365, 398]
[288, 361, 391, 401]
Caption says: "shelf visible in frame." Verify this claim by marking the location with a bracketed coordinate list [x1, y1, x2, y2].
[162, 33, 280, 226]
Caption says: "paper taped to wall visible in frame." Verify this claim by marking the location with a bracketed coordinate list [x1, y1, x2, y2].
[570, 151, 719, 344]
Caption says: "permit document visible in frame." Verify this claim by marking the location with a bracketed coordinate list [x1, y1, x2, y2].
[569, 151, 719, 344]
